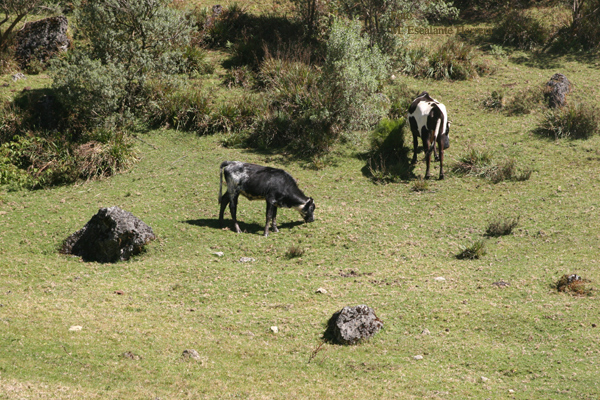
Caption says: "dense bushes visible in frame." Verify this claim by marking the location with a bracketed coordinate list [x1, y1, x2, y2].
[535, 103, 599, 140]
[367, 118, 413, 182]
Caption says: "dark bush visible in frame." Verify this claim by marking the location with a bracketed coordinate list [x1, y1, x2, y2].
[492, 9, 553, 50]
[535, 103, 599, 140]
[456, 240, 487, 260]
[367, 118, 413, 183]
[486, 216, 520, 237]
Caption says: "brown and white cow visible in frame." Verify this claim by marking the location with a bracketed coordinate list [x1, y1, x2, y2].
[408, 92, 450, 180]
[218, 161, 315, 237]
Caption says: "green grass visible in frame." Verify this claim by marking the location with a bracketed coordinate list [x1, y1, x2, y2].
[2, 20, 600, 400]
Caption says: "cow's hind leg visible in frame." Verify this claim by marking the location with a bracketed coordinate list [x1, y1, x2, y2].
[229, 194, 242, 233]
[423, 137, 432, 179]
[409, 117, 419, 165]
[271, 206, 279, 233]
[219, 191, 230, 227]
[438, 136, 445, 180]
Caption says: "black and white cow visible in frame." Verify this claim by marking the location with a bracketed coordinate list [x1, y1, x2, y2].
[408, 92, 450, 180]
[218, 161, 315, 236]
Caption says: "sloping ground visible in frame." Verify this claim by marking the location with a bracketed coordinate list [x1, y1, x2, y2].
[1, 50, 600, 399]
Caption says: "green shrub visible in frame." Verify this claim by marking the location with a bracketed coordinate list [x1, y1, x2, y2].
[486, 215, 520, 237]
[536, 103, 599, 140]
[504, 88, 545, 116]
[0, 131, 138, 190]
[482, 90, 504, 111]
[456, 240, 487, 260]
[367, 118, 413, 183]
[322, 18, 390, 131]
[452, 148, 532, 183]
[492, 9, 553, 50]
[386, 83, 417, 119]
[426, 37, 486, 80]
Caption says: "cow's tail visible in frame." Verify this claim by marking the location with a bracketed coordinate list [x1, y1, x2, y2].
[425, 117, 443, 157]
[218, 161, 230, 204]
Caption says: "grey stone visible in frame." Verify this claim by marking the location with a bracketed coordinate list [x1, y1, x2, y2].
[15, 16, 70, 69]
[61, 206, 155, 263]
[182, 349, 201, 360]
[326, 304, 383, 345]
[544, 73, 572, 108]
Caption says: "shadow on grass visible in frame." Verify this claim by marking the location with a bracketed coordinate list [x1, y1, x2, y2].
[183, 218, 305, 234]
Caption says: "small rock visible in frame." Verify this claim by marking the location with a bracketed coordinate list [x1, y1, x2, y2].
[270, 326, 279, 333]
[12, 73, 25, 82]
[121, 351, 142, 360]
[492, 280, 510, 287]
[181, 349, 201, 360]
[114, 290, 124, 295]
[213, 251, 224, 257]
[434, 277, 446, 282]
[239, 257, 255, 263]
[480, 376, 489, 382]
[421, 328, 431, 335]
[316, 287, 327, 294]
[413, 355, 424, 360]
[68, 325, 82, 331]
[508, 389, 515, 393]
[326, 304, 383, 345]
[592, 323, 597, 328]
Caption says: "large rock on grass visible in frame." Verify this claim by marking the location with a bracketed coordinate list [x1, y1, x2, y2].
[15, 15, 70, 69]
[544, 73, 572, 108]
[326, 305, 383, 345]
[62, 206, 155, 263]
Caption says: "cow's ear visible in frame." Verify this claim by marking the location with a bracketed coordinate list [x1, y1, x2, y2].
[307, 198, 314, 207]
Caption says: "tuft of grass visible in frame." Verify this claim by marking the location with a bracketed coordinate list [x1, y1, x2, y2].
[504, 87, 545, 116]
[555, 274, 593, 296]
[452, 150, 532, 183]
[410, 178, 430, 192]
[285, 245, 304, 259]
[482, 90, 504, 111]
[486, 215, 520, 237]
[451, 147, 494, 177]
[535, 103, 599, 140]
[456, 240, 487, 260]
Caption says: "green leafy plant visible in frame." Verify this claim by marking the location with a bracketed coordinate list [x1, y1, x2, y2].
[536, 103, 599, 140]
[456, 240, 487, 260]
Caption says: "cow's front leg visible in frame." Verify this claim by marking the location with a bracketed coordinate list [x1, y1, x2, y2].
[423, 138, 432, 180]
[229, 194, 242, 233]
[264, 201, 276, 237]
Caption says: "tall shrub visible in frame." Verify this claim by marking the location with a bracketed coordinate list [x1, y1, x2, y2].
[321, 17, 390, 131]
[52, 0, 195, 131]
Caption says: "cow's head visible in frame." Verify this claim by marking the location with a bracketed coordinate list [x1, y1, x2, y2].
[300, 198, 315, 223]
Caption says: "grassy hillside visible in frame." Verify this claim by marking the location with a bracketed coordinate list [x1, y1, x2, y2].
[2, 12, 600, 400]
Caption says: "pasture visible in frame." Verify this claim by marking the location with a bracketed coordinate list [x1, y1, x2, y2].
[1, 14, 600, 400]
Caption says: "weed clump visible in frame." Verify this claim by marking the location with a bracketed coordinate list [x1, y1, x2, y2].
[491, 9, 554, 50]
[452, 149, 532, 183]
[485, 216, 519, 237]
[285, 245, 304, 259]
[482, 90, 504, 111]
[535, 103, 599, 140]
[410, 178, 430, 192]
[504, 87, 545, 116]
[367, 118, 412, 183]
[456, 240, 487, 260]
[555, 274, 593, 296]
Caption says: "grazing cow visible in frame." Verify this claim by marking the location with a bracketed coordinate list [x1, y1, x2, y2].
[408, 92, 450, 180]
[218, 161, 315, 236]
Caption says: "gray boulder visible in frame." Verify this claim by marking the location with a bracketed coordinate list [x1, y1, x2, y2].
[15, 15, 70, 69]
[62, 206, 155, 263]
[544, 73, 572, 108]
[326, 304, 383, 345]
